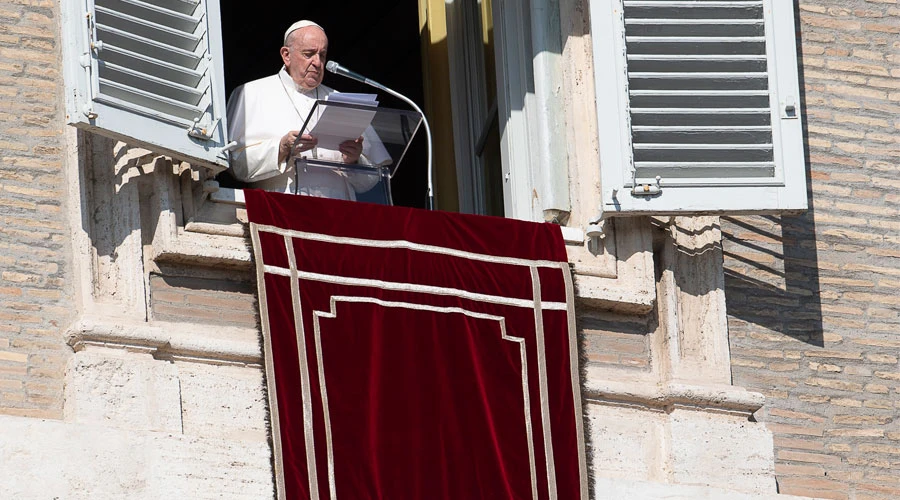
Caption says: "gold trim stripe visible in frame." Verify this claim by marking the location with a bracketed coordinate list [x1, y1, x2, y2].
[250, 223, 288, 500]
[285, 234, 321, 500]
[253, 224, 568, 269]
[562, 263, 590, 499]
[251, 223, 587, 499]
[312, 296, 539, 500]
[531, 267, 558, 499]
[263, 265, 568, 312]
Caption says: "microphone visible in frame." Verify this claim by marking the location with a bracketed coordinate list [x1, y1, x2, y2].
[325, 60, 435, 210]
[325, 61, 375, 87]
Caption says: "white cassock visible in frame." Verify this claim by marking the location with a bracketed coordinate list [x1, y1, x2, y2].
[226, 67, 382, 199]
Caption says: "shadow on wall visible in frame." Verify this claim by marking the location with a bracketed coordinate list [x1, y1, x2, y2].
[722, 212, 824, 347]
[721, 0, 823, 347]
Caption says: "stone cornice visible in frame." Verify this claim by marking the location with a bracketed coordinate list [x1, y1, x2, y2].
[583, 377, 766, 416]
[65, 315, 262, 366]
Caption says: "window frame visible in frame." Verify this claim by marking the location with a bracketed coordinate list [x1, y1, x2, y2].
[491, 0, 571, 222]
[444, 0, 492, 214]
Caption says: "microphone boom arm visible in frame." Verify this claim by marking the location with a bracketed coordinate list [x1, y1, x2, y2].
[326, 61, 435, 210]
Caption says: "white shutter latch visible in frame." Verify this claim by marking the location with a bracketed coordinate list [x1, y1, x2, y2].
[217, 141, 240, 162]
[631, 176, 662, 197]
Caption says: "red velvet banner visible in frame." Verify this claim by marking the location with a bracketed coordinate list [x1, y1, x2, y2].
[245, 190, 587, 500]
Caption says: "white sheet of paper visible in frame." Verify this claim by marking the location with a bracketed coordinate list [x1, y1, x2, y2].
[308, 94, 379, 150]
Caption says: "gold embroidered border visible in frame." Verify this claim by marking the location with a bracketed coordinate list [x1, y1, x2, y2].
[285, 233, 321, 499]
[250, 224, 588, 500]
[251, 224, 287, 499]
[312, 296, 538, 500]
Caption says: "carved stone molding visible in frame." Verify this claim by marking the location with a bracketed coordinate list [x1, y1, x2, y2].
[65, 315, 262, 366]
[583, 377, 766, 417]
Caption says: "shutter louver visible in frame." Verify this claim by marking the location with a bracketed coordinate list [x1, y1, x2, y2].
[62, 0, 229, 170]
[93, 0, 211, 127]
[95, 0, 211, 127]
[624, 0, 775, 184]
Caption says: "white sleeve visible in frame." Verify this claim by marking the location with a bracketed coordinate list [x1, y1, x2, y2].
[344, 125, 390, 193]
[361, 125, 392, 166]
[226, 85, 287, 182]
[346, 168, 380, 194]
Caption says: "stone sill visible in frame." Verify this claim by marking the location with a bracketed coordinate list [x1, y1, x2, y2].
[583, 374, 766, 417]
[592, 477, 822, 500]
[177, 187, 657, 314]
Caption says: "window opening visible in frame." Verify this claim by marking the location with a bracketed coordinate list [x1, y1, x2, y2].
[218, 1, 428, 208]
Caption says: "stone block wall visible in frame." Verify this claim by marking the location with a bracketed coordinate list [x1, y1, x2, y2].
[0, 349, 274, 499]
[0, 0, 74, 419]
[2, 0, 896, 497]
[724, 2, 900, 499]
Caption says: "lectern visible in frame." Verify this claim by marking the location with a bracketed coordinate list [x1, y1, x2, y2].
[291, 100, 424, 205]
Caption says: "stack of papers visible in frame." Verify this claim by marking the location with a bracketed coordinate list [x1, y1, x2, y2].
[327, 93, 379, 107]
[307, 93, 379, 150]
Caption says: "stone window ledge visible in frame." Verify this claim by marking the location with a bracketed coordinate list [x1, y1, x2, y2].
[174, 185, 658, 314]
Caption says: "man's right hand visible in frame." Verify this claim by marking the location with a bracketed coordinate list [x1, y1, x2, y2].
[278, 130, 318, 163]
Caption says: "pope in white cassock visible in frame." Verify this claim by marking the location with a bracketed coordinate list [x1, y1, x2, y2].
[226, 20, 380, 199]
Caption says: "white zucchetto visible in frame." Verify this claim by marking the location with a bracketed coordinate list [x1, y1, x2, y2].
[283, 20, 325, 45]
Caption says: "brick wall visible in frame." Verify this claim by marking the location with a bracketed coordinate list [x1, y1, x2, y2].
[1, 0, 896, 493]
[579, 310, 653, 371]
[149, 274, 259, 329]
[0, 0, 74, 419]
[724, 2, 900, 499]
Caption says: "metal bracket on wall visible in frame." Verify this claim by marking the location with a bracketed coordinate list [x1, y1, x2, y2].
[631, 176, 662, 197]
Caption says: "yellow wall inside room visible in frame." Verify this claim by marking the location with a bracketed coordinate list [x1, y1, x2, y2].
[418, 0, 459, 212]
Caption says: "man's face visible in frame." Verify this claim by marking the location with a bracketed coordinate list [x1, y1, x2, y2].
[282, 27, 328, 90]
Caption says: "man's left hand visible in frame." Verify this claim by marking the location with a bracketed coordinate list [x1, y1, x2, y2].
[340, 137, 364, 164]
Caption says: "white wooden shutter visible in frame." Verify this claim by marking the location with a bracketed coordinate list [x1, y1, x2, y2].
[62, 0, 229, 171]
[591, 0, 807, 215]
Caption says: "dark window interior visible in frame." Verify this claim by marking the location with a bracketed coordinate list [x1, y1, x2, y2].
[220, 2, 428, 208]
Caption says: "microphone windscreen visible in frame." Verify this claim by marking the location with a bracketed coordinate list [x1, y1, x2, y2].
[325, 61, 339, 73]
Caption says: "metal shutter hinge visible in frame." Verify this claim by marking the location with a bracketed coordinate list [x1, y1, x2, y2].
[188, 118, 218, 140]
[81, 12, 97, 119]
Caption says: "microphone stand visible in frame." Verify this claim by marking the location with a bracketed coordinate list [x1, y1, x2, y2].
[326, 61, 435, 210]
